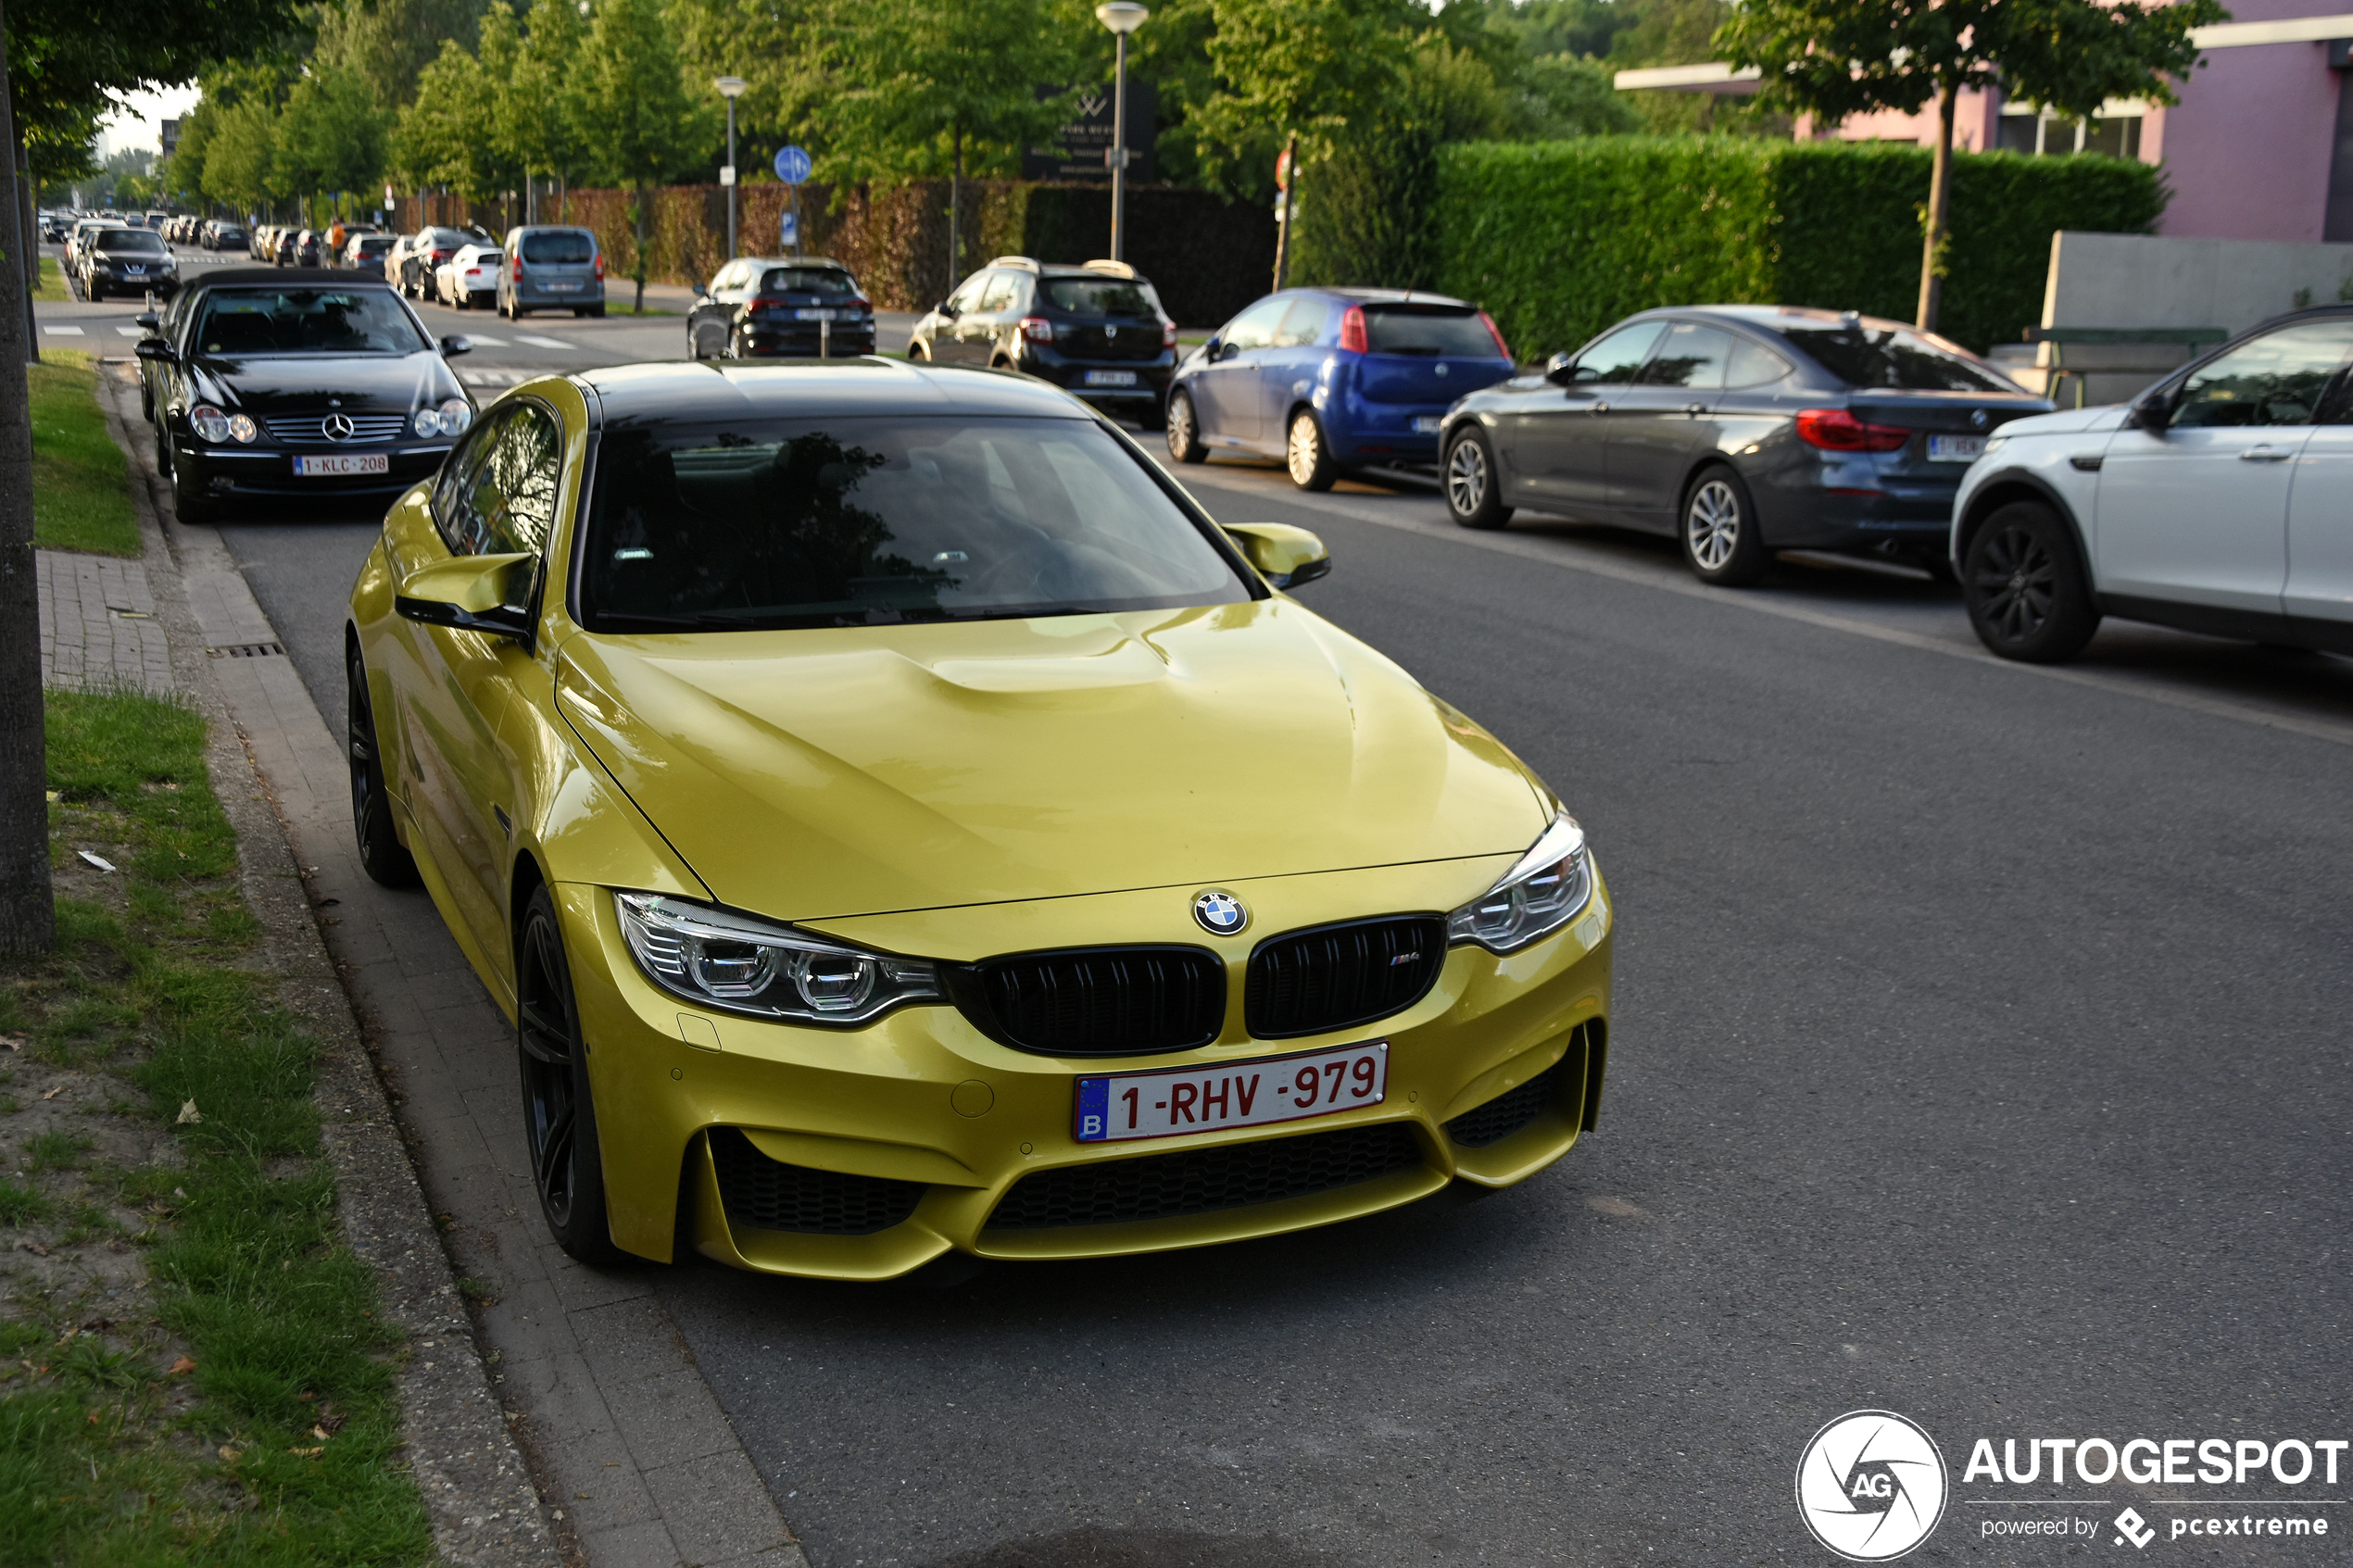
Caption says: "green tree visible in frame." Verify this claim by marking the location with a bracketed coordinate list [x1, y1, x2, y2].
[581, 0, 703, 307]
[669, 0, 830, 168]
[201, 94, 284, 214]
[393, 38, 521, 207]
[310, 0, 492, 111]
[496, 0, 594, 219]
[1193, 0, 1413, 287]
[279, 65, 388, 210]
[1718, 0, 2225, 331]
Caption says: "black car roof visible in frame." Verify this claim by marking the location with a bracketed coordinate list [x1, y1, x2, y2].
[184, 268, 395, 291]
[581, 359, 1089, 424]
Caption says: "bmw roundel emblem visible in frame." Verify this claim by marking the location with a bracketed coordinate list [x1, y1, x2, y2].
[1192, 889, 1248, 936]
[1969, 408, 1989, 429]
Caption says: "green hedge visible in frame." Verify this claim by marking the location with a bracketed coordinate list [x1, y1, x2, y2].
[1420, 137, 2165, 357]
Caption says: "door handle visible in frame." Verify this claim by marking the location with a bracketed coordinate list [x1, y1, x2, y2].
[1589, 401, 1610, 416]
[2239, 445, 2290, 462]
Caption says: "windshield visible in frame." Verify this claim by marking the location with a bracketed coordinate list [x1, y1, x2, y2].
[1777, 325, 2016, 393]
[521, 231, 596, 264]
[581, 415, 1252, 632]
[97, 230, 167, 255]
[427, 229, 472, 248]
[1363, 307, 1501, 358]
[190, 288, 432, 357]
[1041, 277, 1158, 317]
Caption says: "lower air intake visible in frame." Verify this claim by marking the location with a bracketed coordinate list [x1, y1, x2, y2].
[986, 1121, 1423, 1230]
[708, 1126, 923, 1236]
[1444, 1058, 1570, 1148]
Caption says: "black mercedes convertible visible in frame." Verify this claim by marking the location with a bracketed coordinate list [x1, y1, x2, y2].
[136, 267, 477, 524]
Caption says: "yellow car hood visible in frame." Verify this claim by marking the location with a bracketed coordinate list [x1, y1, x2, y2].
[553, 597, 1547, 922]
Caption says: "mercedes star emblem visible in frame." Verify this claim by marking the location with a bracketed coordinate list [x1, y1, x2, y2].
[322, 413, 355, 441]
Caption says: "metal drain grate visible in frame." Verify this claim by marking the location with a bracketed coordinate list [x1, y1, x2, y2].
[207, 643, 284, 659]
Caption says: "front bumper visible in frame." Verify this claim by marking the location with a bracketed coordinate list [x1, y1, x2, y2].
[557, 857, 1615, 1280]
[174, 440, 457, 501]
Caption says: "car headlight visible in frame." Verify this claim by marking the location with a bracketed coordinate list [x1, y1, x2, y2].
[412, 408, 442, 437]
[436, 398, 472, 435]
[227, 413, 258, 444]
[189, 405, 231, 443]
[1446, 814, 1593, 954]
[614, 892, 942, 1025]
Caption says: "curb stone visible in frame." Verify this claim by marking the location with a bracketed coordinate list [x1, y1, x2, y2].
[93, 363, 564, 1568]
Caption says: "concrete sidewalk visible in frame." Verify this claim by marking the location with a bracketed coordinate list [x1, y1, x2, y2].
[93, 361, 805, 1568]
[35, 549, 173, 693]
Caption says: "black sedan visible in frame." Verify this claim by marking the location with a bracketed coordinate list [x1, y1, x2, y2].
[686, 256, 877, 359]
[135, 268, 475, 525]
[82, 226, 179, 303]
[1440, 306, 2050, 584]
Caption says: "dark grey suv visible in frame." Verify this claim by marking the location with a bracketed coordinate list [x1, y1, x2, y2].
[1440, 306, 2051, 584]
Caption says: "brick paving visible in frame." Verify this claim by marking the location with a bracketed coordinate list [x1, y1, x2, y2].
[36, 548, 174, 693]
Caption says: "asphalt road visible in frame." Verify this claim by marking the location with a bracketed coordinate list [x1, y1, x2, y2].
[143, 366, 2353, 1561]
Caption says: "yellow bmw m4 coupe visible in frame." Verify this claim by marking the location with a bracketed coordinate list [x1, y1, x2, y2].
[345, 359, 1613, 1280]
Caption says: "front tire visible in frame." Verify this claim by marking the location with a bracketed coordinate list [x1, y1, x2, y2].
[346, 647, 422, 888]
[170, 463, 215, 525]
[517, 885, 621, 1263]
[1165, 388, 1206, 464]
[1286, 408, 1336, 492]
[1444, 427, 1513, 531]
[1680, 465, 1768, 586]
[1962, 500, 2100, 663]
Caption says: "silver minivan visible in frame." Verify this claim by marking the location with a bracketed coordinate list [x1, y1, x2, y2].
[499, 226, 605, 320]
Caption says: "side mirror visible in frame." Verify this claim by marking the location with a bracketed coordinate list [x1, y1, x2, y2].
[439, 335, 472, 358]
[1544, 351, 1579, 385]
[2130, 389, 2175, 432]
[694, 283, 710, 298]
[1224, 522, 1330, 590]
[394, 551, 537, 646]
[134, 312, 158, 332]
[937, 299, 960, 319]
[1214, 340, 1241, 363]
[133, 339, 175, 363]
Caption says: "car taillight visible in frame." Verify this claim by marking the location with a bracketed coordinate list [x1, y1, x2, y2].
[593, 255, 605, 280]
[511, 256, 522, 281]
[1339, 306, 1367, 354]
[1161, 319, 1176, 348]
[1795, 408, 1913, 453]
[1479, 310, 1511, 361]
[1018, 316, 1054, 344]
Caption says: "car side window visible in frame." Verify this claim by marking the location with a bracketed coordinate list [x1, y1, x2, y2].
[946, 273, 988, 313]
[2171, 321, 2353, 429]
[434, 407, 517, 557]
[1273, 296, 1329, 347]
[1223, 296, 1290, 351]
[1569, 321, 1665, 384]
[978, 273, 1020, 313]
[1636, 323, 1733, 390]
[1725, 337, 1794, 389]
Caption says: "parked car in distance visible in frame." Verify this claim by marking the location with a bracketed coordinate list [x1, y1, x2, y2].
[687, 256, 871, 358]
[344, 232, 396, 278]
[206, 221, 251, 252]
[1953, 306, 2353, 663]
[1170, 287, 1515, 489]
[82, 225, 178, 303]
[436, 244, 504, 309]
[910, 257, 1174, 426]
[395, 228, 477, 300]
[1440, 306, 2049, 585]
[498, 225, 605, 319]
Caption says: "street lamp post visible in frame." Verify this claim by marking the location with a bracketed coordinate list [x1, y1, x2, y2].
[714, 76, 747, 260]
[1094, 3, 1148, 265]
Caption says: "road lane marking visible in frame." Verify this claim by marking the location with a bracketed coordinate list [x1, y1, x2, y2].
[460, 333, 508, 345]
[513, 334, 572, 349]
[43, 324, 83, 335]
[115, 326, 144, 336]
[1178, 463, 2353, 750]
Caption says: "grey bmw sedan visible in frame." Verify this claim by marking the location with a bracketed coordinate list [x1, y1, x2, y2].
[1439, 306, 2051, 584]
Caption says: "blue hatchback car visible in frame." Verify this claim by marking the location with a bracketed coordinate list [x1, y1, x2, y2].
[1164, 288, 1517, 489]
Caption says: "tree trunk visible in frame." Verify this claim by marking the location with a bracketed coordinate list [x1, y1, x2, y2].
[1916, 85, 1957, 332]
[1273, 131, 1298, 293]
[949, 125, 963, 295]
[17, 137, 36, 362]
[0, 0, 55, 957]
[632, 179, 648, 312]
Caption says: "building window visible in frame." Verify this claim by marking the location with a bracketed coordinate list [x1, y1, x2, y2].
[1997, 104, 2144, 158]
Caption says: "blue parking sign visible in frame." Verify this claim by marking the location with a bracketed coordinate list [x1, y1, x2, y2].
[773, 144, 812, 185]
[780, 209, 798, 249]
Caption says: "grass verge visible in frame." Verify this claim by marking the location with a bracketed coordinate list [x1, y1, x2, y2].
[0, 690, 433, 1566]
[33, 257, 68, 305]
[30, 352, 141, 558]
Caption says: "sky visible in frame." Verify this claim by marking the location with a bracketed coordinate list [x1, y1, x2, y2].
[95, 82, 202, 159]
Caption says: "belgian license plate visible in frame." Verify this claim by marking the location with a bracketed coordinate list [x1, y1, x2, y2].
[292, 453, 388, 477]
[1928, 434, 1986, 462]
[545, 281, 581, 292]
[1075, 1041, 1388, 1144]
[1412, 415, 1442, 433]
[1084, 370, 1139, 388]
[795, 307, 839, 320]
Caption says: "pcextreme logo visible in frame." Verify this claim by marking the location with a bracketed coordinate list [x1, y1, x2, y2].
[1795, 1411, 1950, 1562]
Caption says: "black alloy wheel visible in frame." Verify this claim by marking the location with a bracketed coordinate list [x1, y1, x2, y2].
[517, 884, 621, 1261]
[346, 646, 421, 887]
[1680, 464, 1769, 587]
[1444, 428, 1513, 531]
[1165, 388, 1205, 463]
[1962, 499, 2100, 663]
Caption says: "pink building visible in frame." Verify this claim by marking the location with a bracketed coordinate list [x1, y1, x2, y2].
[1617, 4, 2353, 243]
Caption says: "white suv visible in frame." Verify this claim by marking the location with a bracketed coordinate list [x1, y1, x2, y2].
[1950, 307, 2353, 662]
